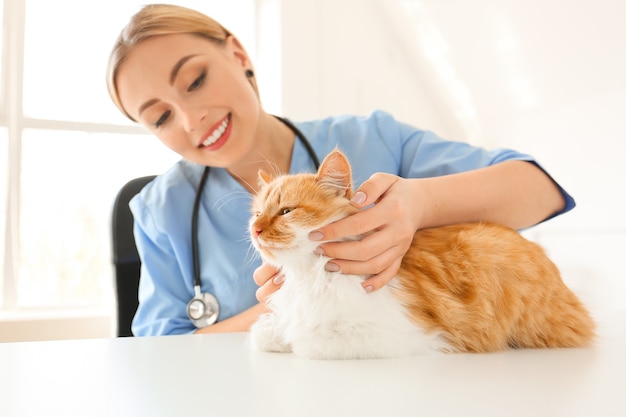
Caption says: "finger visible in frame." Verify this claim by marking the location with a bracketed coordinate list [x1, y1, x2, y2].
[311, 207, 382, 242]
[350, 173, 398, 207]
[361, 258, 403, 293]
[319, 236, 381, 263]
[255, 272, 285, 304]
[324, 240, 402, 276]
[318, 223, 409, 264]
[252, 263, 281, 286]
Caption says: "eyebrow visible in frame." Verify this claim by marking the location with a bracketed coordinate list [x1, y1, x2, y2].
[169, 54, 198, 85]
[138, 98, 158, 117]
[137, 54, 199, 117]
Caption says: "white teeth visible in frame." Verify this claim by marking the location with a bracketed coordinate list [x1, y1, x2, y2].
[202, 115, 230, 147]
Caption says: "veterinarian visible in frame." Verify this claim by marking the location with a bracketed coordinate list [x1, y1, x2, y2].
[106, 4, 574, 336]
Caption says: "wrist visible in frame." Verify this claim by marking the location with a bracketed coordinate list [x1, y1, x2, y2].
[410, 178, 435, 230]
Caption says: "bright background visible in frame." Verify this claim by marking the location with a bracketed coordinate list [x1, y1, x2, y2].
[1, 0, 624, 341]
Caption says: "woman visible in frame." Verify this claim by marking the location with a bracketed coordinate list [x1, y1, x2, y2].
[107, 4, 572, 336]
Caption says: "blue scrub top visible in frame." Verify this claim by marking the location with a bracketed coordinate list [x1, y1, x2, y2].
[129, 110, 575, 336]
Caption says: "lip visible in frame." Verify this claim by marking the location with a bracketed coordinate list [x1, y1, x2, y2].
[198, 113, 232, 151]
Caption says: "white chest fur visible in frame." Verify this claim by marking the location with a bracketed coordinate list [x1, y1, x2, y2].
[249, 253, 445, 360]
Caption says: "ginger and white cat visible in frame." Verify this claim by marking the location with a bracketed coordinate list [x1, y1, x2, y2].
[248, 149, 595, 359]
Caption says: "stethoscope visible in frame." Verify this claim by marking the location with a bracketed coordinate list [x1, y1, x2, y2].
[186, 116, 321, 328]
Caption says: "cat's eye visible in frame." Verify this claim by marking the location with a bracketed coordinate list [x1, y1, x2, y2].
[280, 208, 292, 215]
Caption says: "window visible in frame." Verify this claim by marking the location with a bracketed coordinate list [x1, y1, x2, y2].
[1, 1, 256, 320]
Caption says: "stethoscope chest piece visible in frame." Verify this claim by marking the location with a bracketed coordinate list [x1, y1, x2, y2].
[187, 285, 219, 328]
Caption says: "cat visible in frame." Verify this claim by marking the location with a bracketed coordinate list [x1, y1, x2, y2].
[248, 148, 595, 360]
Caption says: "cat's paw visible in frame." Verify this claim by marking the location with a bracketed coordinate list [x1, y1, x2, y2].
[249, 313, 291, 353]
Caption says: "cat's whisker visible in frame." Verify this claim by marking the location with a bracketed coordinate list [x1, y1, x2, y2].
[268, 160, 282, 178]
[243, 247, 261, 267]
[238, 235, 262, 267]
[212, 191, 250, 212]
[242, 151, 285, 179]
[229, 172, 257, 194]
[252, 150, 283, 176]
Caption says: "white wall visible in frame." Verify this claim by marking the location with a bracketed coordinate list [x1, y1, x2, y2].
[272, 0, 626, 318]
[275, 0, 461, 138]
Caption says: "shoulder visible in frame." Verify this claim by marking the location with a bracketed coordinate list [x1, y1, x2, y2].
[295, 109, 402, 135]
[286, 110, 421, 183]
[291, 110, 415, 155]
[129, 159, 203, 229]
[134, 159, 199, 204]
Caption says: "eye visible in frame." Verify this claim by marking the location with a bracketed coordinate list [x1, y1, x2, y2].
[188, 70, 206, 92]
[279, 207, 293, 215]
[154, 110, 171, 128]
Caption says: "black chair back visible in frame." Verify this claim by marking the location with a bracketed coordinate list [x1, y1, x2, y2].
[111, 176, 156, 337]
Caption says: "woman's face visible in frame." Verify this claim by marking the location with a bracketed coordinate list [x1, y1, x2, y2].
[116, 33, 260, 167]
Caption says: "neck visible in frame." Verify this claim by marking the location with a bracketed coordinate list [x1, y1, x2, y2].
[227, 113, 295, 193]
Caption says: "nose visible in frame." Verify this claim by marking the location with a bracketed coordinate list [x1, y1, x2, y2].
[253, 228, 262, 238]
[178, 104, 206, 133]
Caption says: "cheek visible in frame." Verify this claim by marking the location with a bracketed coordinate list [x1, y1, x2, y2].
[209, 62, 258, 107]
[219, 68, 260, 120]
[155, 129, 189, 156]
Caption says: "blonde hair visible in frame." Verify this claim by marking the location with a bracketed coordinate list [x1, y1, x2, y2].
[106, 3, 258, 121]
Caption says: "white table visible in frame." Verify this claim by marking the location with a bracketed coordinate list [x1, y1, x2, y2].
[1, 310, 625, 417]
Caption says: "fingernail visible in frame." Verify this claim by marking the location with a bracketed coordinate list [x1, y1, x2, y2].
[309, 231, 323, 241]
[313, 246, 324, 255]
[363, 285, 374, 293]
[325, 262, 340, 272]
[350, 191, 366, 205]
[273, 273, 285, 285]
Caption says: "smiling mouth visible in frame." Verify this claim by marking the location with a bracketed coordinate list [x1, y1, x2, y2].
[200, 114, 230, 147]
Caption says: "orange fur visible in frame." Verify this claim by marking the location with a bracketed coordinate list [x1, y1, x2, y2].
[251, 149, 596, 353]
[392, 222, 595, 352]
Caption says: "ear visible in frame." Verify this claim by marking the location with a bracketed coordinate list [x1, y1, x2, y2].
[257, 169, 273, 187]
[315, 148, 353, 198]
[225, 35, 251, 70]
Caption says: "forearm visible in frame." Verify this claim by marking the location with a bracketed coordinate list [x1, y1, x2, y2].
[194, 303, 268, 334]
[418, 160, 566, 230]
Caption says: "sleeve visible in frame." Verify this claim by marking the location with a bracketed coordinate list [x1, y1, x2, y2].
[372, 110, 576, 219]
[130, 194, 197, 336]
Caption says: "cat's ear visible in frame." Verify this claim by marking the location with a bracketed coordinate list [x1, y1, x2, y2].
[257, 169, 273, 187]
[315, 148, 353, 197]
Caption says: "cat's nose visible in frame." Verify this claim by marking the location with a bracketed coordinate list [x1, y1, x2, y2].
[253, 228, 262, 238]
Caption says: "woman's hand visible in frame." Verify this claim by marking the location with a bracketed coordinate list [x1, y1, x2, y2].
[309, 173, 425, 293]
[306, 161, 567, 294]
[253, 262, 285, 304]
[195, 262, 283, 334]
